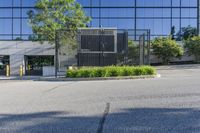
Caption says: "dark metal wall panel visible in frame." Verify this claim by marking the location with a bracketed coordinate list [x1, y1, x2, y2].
[81, 35, 115, 52]
[78, 53, 117, 66]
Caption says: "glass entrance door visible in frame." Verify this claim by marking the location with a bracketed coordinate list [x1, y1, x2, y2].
[25, 56, 54, 76]
[0, 56, 9, 75]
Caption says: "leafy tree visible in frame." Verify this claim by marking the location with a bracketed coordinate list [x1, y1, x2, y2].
[151, 37, 184, 64]
[27, 0, 90, 46]
[176, 25, 198, 41]
[184, 36, 200, 62]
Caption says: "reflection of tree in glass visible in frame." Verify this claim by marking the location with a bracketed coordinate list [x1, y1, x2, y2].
[176, 25, 198, 41]
[170, 26, 176, 40]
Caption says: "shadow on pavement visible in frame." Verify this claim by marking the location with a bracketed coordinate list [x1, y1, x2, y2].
[0, 108, 200, 133]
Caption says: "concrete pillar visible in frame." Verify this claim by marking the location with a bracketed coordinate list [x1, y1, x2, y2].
[10, 55, 25, 76]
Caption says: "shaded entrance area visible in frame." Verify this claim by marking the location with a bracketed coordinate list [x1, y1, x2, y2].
[25, 56, 54, 76]
[0, 55, 9, 75]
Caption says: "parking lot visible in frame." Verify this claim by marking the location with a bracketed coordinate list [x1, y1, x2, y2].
[1, 65, 200, 133]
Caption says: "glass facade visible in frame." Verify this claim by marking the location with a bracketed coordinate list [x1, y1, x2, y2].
[0, 0, 198, 40]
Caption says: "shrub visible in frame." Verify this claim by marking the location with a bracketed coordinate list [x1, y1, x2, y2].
[143, 66, 156, 75]
[104, 67, 119, 77]
[151, 37, 184, 64]
[134, 67, 143, 76]
[184, 36, 200, 62]
[66, 66, 156, 78]
[118, 67, 133, 76]
[76, 69, 90, 78]
[66, 69, 78, 78]
[90, 67, 102, 77]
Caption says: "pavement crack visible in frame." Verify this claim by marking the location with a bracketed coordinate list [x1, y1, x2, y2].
[97, 102, 110, 133]
[43, 82, 76, 93]
[44, 85, 66, 93]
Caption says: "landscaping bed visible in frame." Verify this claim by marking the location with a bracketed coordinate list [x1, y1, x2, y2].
[66, 66, 156, 78]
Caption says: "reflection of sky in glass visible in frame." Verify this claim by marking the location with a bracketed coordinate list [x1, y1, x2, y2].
[0, 0, 198, 40]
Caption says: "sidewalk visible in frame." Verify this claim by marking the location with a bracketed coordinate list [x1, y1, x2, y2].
[0, 76, 41, 81]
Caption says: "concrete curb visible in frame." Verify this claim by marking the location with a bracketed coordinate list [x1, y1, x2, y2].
[0, 74, 161, 82]
[37, 74, 160, 82]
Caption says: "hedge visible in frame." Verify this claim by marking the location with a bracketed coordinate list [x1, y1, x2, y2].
[66, 66, 156, 78]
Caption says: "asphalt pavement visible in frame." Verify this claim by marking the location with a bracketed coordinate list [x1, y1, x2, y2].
[0, 64, 200, 133]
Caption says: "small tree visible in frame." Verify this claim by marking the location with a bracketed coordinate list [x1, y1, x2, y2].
[27, 0, 90, 45]
[184, 36, 200, 62]
[151, 37, 184, 64]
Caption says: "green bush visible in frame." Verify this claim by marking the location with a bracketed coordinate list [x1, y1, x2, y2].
[90, 67, 106, 77]
[66, 69, 77, 78]
[118, 67, 132, 76]
[76, 69, 90, 78]
[151, 37, 184, 64]
[134, 67, 143, 76]
[66, 66, 156, 78]
[104, 67, 119, 77]
[184, 36, 200, 62]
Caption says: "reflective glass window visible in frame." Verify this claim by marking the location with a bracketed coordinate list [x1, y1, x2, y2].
[101, 8, 135, 18]
[13, 0, 21, 7]
[0, 0, 12, 7]
[77, 0, 91, 7]
[172, 0, 180, 7]
[181, 8, 197, 18]
[0, 9, 12, 17]
[181, 0, 197, 7]
[101, 0, 135, 7]
[101, 19, 135, 29]
[0, 19, 12, 34]
[13, 9, 21, 18]
[22, 0, 36, 7]
[172, 9, 180, 18]
[13, 19, 21, 34]
[22, 19, 32, 34]
[137, 0, 171, 7]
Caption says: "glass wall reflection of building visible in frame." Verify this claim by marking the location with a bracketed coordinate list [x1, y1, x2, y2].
[0, 0, 198, 40]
